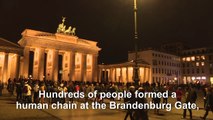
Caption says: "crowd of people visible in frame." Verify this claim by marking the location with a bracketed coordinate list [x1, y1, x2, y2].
[2, 78, 213, 120]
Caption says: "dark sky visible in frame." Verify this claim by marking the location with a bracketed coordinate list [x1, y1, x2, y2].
[1, 0, 213, 64]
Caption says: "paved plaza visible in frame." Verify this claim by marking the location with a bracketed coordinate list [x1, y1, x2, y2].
[0, 89, 213, 120]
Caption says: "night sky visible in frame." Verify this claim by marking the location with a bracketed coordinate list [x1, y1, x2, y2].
[1, 0, 213, 64]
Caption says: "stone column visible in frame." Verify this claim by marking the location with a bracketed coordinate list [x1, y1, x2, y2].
[120, 68, 122, 83]
[112, 68, 115, 82]
[81, 53, 87, 82]
[69, 51, 75, 81]
[2, 53, 9, 83]
[147, 68, 151, 83]
[23, 47, 30, 78]
[144, 67, 147, 82]
[53, 50, 59, 81]
[98, 68, 102, 83]
[139, 67, 142, 83]
[104, 69, 107, 82]
[92, 54, 98, 82]
[15, 54, 20, 79]
[126, 67, 129, 83]
[109, 68, 113, 82]
[115, 68, 117, 82]
[45, 50, 50, 80]
[38, 48, 45, 80]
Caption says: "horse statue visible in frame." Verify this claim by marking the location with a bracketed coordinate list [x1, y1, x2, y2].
[57, 17, 66, 33]
[56, 17, 76, 36]
[65, 26, 72, 34]
[71, 27, 76, 36]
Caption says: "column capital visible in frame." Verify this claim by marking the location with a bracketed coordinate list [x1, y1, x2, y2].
[81, 53, 87, 56]
[15, 54, 20, 57]
[4, 52, 9, 55]
[39, 47, 45, 50]
[2, 52, 9, 83]
[69, 50, 76, 54]
[53, 49, 60, 51]
[92, 54, 98, 57]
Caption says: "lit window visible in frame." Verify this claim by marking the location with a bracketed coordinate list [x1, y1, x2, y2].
[201, 56, 205, 60]
[196, 77, 201, 80]
[202, 76, 206, 80]
[186, 57, 190, 61]
[192, 77, 195, 80]
[210, 77, 213, 84]
[187, 77, 191, 81]
[191, 56, 195, 61]
[201, 62, 205, 66]
[182, 57, 186, 61]
[196, 56, 200, 61]
[196, 62, 199, 66]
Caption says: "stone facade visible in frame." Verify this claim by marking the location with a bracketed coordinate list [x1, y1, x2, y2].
[0, 38, 23, 83]
[18, 29, 101, 82]
[98, 61, 151, 84]
[181, 48, 213, 84]
[128, 49, 182, 84]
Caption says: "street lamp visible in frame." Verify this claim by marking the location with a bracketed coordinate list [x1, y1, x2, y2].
[133, 0, 139, 86]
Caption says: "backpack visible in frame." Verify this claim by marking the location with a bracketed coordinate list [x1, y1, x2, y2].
[23, 85, 28, 93]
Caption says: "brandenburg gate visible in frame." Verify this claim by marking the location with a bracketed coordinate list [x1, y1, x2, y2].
[18, 18, 101, 82]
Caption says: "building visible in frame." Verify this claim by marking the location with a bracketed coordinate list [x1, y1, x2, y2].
[181, 48, 213, 84]
[18, 29, 101, 82]
[160, 42, 189, 55]
[128, 49, 182, 84]
[0, 38, 23, 83]
[98, 60, 151, 83]
[0, 18, 101, 83]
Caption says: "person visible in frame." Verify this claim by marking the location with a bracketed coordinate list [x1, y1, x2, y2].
[182, 86, 192, 120]
[162, 85, 168, 104]
[0, 81, 3, 96]
[15, 80, 22, 101]
[202, 87, 208, 109]
[22, 81, 32, 103]
[99, 84, 106, 103]
[153, 84, 161, 115]
[134, 87, 149, 120]
[52, 82, 58, 103]
[88, 84, 95, 101]
[67, 82, 75, 103]
[176, 87, 183, 102]
[7, 78, 14, 96]
[190, 86, 197, 103]
[94, 83, 101, 102]
[58, 83, 67, 103]
[40, 82, 45, 104]
[85, 84, 92, 102]
[124, 85, 135, 120]
[33, 82, 39, 103]
[200, 87, 213, 120]
[109, 83, 116, 101]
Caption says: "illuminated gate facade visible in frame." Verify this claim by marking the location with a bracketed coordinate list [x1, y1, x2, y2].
[18, 29, 100, 82]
